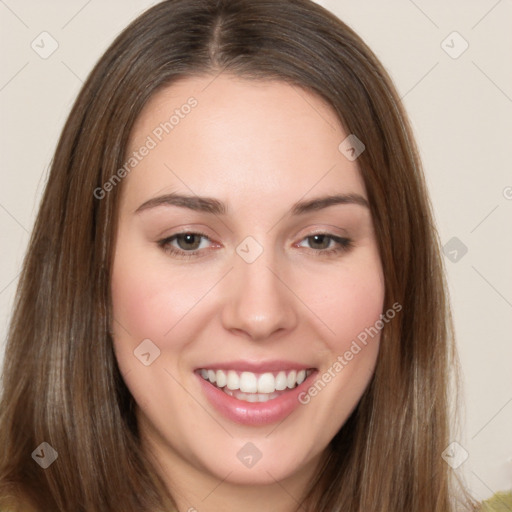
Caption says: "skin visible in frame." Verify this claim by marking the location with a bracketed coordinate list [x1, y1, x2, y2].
[111, 74, 385, 512]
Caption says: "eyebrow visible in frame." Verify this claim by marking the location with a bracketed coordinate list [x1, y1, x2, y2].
[135, 192, 370, 216]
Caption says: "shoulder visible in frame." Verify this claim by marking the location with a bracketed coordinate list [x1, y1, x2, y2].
[478, 490, 512, 511]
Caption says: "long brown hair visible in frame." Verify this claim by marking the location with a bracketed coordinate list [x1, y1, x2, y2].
[0, 1, 478, 510]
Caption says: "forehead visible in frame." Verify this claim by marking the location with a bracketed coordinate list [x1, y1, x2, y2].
[122, 74, 366, 211]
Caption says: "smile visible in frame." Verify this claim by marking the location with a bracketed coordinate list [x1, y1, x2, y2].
[198, 369, 315, 402]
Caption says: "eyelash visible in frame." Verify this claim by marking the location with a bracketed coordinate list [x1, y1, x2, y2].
[157, 231, 353, 259]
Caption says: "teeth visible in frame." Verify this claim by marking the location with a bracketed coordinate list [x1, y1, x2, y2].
[257, 372, 275, 393]
[199, 368, 313, 395]
[239, 372, 258, 393]
[275, 371, 288, 391]
[226, 370, 239, 390]
[286, 370, 297, 389]
[216, 369, 227, 388]
[223, 388, 281, 402]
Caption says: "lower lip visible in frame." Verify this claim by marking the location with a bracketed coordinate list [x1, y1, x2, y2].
[196, 371, 317, 426]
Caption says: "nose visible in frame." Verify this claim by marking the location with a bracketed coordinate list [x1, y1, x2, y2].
[220, 247, 298, 342]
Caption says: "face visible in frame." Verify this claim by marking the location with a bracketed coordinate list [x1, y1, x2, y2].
[111, 74, 385, 495]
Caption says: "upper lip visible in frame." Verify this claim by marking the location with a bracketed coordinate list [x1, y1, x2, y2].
[195, 360, 316, 373]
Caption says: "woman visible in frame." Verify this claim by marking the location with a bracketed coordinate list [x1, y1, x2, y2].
[0, 0, 479, 510]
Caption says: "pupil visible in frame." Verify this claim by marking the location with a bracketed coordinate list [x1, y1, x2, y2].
[179, 234, 200, 250]
[311, 235, 328, 249]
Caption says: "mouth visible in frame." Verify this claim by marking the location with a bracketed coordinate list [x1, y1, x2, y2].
[196, 368, 316, 403]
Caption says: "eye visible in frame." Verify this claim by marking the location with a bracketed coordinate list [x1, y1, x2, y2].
[158, 231, 213, 259]
[158, 231, 353, 260]
[296, 234, 353, 256]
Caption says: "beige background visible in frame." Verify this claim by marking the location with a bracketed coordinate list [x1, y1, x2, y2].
[0, 0, 511, 502]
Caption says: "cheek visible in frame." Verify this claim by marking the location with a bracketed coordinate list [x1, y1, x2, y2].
[109, 244, 205, 411]
[332, 275, 384, 350]
[305, 251, 385, 353]
[296, 258, 384, 438]
[110, 241, 210, 342]
[111, 267, 171, 340]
